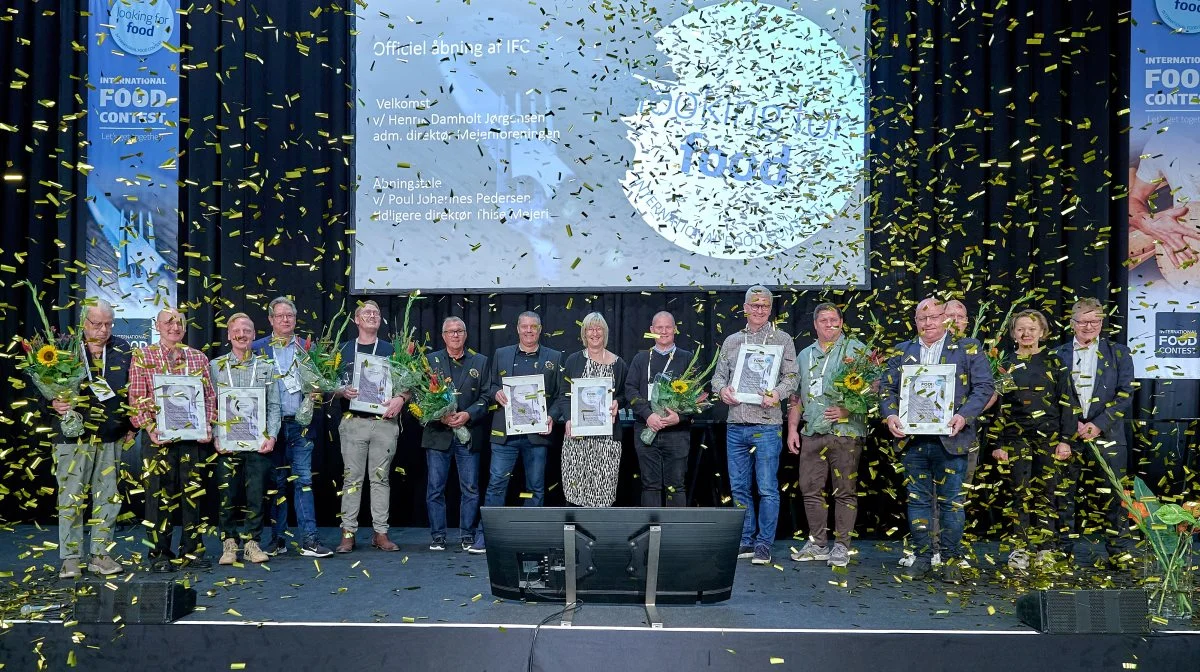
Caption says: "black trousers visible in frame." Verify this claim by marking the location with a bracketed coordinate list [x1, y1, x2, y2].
[1063, 437, 1134, 556]
[218, 451, 272, 541]
[633, 425, 690, 507]
[144, 440, 206, 556]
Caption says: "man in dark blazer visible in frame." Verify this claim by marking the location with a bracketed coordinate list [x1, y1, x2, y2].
[422, 317, 490, 552]
[881, 297, 995, 583]
[1054, 297, 1137, 565]
[469, 310, 561, 554]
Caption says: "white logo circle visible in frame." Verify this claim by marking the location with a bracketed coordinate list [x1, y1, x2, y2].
[621, 3, 863, 260]
[109, 0, 174, 57]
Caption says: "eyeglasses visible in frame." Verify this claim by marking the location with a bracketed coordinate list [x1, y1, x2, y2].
[1073, 319, 1102, 328]
[746, 304, 771, 312]
[85, 317, 114, 329]
[916, 314, 946, 324]
[272, 312, 296, 320]
[358, 310, 381, 317]
[443, 329, 466, 335]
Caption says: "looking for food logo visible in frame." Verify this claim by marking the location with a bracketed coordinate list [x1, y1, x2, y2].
[622, 2, 864, 260]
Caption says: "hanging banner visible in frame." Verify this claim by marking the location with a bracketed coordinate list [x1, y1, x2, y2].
[1128, 0, 1200, 379]
[84, 0, 180, 348]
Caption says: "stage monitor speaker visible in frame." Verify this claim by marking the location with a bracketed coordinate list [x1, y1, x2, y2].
[73, 578, 197, 624]
[1016, 589, 1148, 634]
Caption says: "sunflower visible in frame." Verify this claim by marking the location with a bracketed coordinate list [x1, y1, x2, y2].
[332, 352, 343, 371]
[842, 373, 865, 393]
[36, 345, 58, 366]
[408, 403, 423, 419]
[670, 380, 689, 394]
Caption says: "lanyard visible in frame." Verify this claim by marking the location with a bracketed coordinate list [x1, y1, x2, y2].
[82, 342, 106, 382]
[225, 355, 259, 387]
[358, 339, 379, 356]
[272, 335, 295, 374]
[809, 339, 843, 381]
[747, 324, 773, 346]
[648, 347, 675, 382]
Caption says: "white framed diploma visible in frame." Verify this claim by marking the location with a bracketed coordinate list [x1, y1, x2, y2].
[570, 376, 614, 437]
[216, 387, 266, 451]
[153, 374, 208, 442]
[898, 364, 957, 435]
[350, 353, 393, 415]
[730, 343, 783, 404]
[503, 374, 549, 435]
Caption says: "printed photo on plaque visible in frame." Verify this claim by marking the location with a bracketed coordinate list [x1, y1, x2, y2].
[730, 343, 784, 404]
[350, 353, 393, 415]
[570, 376, 614, 437]
[503, 374, 549, 435]
[153, 374, 208, 442]
[898, 363, 957, 435]
[216, 387, 267, 451]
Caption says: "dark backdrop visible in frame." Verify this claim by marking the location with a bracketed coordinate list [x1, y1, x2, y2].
[0, 1, 1193, 543]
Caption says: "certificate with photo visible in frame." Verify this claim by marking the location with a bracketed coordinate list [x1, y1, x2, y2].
[350, 353, 393, 415]
[570, 376, 614, 437]
[730, 343, 784, 404]
[153, 374, 208, 442]
[898, 364, 957, 435]
[216, 387, 267, 451]
[503, 374, 549, 435]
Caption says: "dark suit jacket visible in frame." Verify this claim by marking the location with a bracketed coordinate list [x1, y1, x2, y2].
[51, 336, 134, 443]
[880, 336, 995, 455]
[422, 348, 490, 452]
[1054, 338, 1135, 448]
[487, 344, 562, 446]
[624, 347, 695, 432]
[551, 350, 629, 441]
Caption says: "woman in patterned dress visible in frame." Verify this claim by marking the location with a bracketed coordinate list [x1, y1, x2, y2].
[553, 313, 628, 507]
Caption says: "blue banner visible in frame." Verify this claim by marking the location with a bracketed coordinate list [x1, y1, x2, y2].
[1128, 0, 1200, 379]
[85, 0, 180, 347]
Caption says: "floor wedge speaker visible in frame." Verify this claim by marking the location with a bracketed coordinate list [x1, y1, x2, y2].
[1016, 589, 1148, 634]
[73, 577, 197, 624]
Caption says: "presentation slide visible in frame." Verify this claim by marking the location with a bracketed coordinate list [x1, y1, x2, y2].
[352, 0, 867, 292]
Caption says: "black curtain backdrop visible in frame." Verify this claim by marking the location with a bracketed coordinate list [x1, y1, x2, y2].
[0, 1, 1193, 544]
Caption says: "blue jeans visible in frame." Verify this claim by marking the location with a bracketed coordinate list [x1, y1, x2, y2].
[426, 441, 480, 542]
[726, 424, 783, 549]
[484, 438, 547, 508]
[902, 438, 967, 560]
[268, 420, 319, 543]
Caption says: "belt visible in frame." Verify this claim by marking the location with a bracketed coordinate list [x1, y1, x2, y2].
[282, 415, 296, 422]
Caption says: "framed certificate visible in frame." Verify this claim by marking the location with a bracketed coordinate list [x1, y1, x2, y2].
[730, 343, 784, 404]
[153, 374, 208, 442]
[350, 353, 393, 415]
[503, 374, 549, 435]
[570, 376, 613, 437]
[898, 364, 957, 435]
[216, 387, 266, 451]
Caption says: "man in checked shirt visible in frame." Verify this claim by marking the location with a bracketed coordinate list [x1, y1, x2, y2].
[128, 308, 218, 572]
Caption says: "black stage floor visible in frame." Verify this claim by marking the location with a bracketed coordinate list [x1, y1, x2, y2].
[1, 525, 1198, 671]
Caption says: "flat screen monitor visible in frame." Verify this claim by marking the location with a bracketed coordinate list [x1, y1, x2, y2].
[480, 507, 746, 605]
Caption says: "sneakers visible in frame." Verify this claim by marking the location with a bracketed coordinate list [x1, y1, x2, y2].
[220, 539, 239, 566]
[827, 543, 850, 568]
[87, 555, 123, 576]
[429, 539, 447, 551]
[932, 552, 942, 567]
[1007, 549, 1030, 571]
[790, 541, 831, 562]
[901, 551, 942, 567]
[467, 534, 487, 555]
[243, 541, 269, 564]
[939, 562, 963, 584]
[903, 556, 932, 579]
[184, 552, 213, 570]
[59, 558, 81, 579]
[461, 538, 474, 552]
[751, 544, 772, 565]
[263, 537, 288, 556]
[299, 539, 334, 558]
[737, 545, 755, 559]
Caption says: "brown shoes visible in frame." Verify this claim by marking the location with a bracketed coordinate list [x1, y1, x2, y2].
[371, 532, 399, 552]
[336, 529, 356, 554]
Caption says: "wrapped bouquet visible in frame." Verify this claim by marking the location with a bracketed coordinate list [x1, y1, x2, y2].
[829, 346, 886, 416]
[640, 349, 717, 445]
[408, 356, 470, 444]
[388, 292, 424, 395]
[16, 281, 87, 437]
[294, 302, 352, 425]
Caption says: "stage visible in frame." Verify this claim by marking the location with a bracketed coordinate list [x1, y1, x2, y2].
[0, 526, 1197, 671]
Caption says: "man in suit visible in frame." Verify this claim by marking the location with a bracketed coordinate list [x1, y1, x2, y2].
[251, 297, 332, 558]
[422, 317, 490, 552]
[882, 297, 995, 583]
[469, 310, 561, 554]
[1054, 297, 1137, 566]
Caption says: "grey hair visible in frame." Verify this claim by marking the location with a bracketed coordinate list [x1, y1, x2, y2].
[579, 312, 609, 348]
[268, 296, 297, 316]
[442, 316, 466, 331]
[81, 298, 115, 320]
[745, 285, 773, 305]
[517, 310, 542, 328]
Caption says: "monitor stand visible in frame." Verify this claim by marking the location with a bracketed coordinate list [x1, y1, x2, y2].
[558, 523, 665, 628]
[643, 524, 664, 628]
[561, 523, 579, 626]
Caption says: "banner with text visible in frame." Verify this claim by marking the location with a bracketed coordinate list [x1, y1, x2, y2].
[85, 0, 180, 347]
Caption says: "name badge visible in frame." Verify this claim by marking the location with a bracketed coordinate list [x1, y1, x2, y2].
[648, 383, 657, 403]
[89, 378, 117, 402]
[809, 377, 824, 399]
[282, 371, 302, 394]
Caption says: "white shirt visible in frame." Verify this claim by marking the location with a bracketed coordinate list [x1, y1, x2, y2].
[919, 334, 946, 365]
[1072, 339, 1099, 416]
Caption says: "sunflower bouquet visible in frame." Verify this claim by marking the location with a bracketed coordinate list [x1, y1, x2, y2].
[408, 356, 469, 444]
[829, 347, 886, 416]
[388, 292, 424, 395]
[640, 349, 717, 445]
[15, 281, 87, 437]
[294, 302, 352, 425]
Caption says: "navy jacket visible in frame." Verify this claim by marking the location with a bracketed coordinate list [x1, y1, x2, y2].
[487, 344, 562, 446]
[421, 348, 490, 452]
[1054, 338, 1135, 449]
[880, 336, 995, 455]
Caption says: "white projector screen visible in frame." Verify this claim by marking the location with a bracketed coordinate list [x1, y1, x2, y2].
[352, 0, 867, 292]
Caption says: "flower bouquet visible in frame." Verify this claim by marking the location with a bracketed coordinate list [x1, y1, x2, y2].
[640, 349, 717, 445]
[829, 347, 886, 416]
[1090, 442, 1197, 620]
[388, 292, 424, 395]
[967, 293, 1037, 395]
[16, 281, 87, 437]
[294, 302, 352, 425]
[408, 357, 469, 444]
